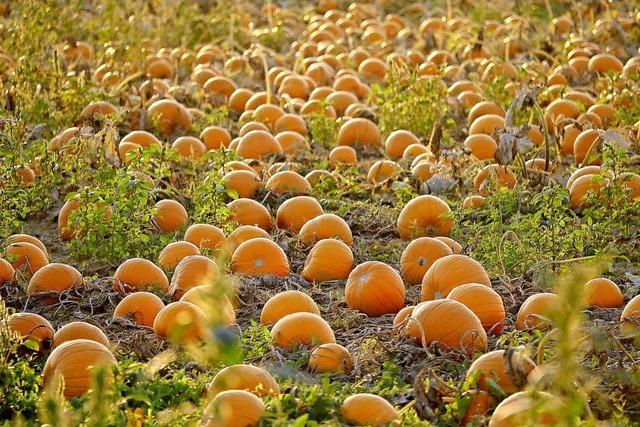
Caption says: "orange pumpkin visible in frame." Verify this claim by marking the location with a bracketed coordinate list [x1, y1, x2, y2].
[468, 114, 505, 136]
[202, 389, 265, 427]
[337, 118, 381, 147]
[113, 258, 169, 293]
[236, 130, 283, 160]
[158, 241, 201, 271]
[222, 169, 262, 199]
[345, 261, 405, 317]
[208, 364, 279, 397]
[6, 234, 48, 257]
[27, 263, 83, 295]
[340, 394, 399, 426]
[588, 53, 624, 74]
[147, 99, 191, 135]
[515, 293, 559, 330]
[544, 99, 580, 133]
[200, 126, 231, 150]
[184, 223, 229, 254]
[474, 164, 517, 194]
[265, 171, 311, 195]
[228, 198, 272, 231]
[447, 284, 505, 334]
[308, 343, 354, 374]
[154, 199, 188, 233]
[584, 278, 623, 308]
[180, 286, 236, 325]
[113, 292, 165, 327]
[435, 236, 463, 254]
[270, 312, 335, 349]
[489, 391, 561, 427]
[231, 238, 289, 277]
[58, 198, 82, 240]
[4, 242, 49, 275]
[275, 131, 309, 155]
[302, 238, 354, 282]
[169, 255, 221, 299]
[367, 160, 401, 183]
[299, 213, 353, 246]
[260, 290, 320, 325]
[0, 258, 15, 284]
[53, 322, 110, 349]
[7, 312, 54, 351]
[43, 339, 116, 399]
[153, 301, 207, 344]
[464, 134, 497, 160]
[466, 349, 536, 394]
[421, 254, 491, 301]
[568, 174, 609, 208]
[406, 299, 487, 355]
[329, 146, 358, 167]
[392, 306, 415, 328]
[620, 295, 640, 337]
[397, 195, 454, 240]
[276, 196, 324, 233]
[385, 130, 420, 159]
[400, 237, 453, 285]
[227, 226, 271, 254]
[172, 136, 207, 159]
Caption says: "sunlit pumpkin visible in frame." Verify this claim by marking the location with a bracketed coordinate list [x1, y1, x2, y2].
[620, 295, 640, 337]
[7, 312, 54, 351]
[337, 118, 381, 147]
[260, 290, 320, 325]
[202, 389, 265, 427]
[340, 393, 399, 426]
[53, 321, 110, 349]
[113, 291, 165, 327]
[584, 277, 623, 308]
[153, 301, 207, 344]
[184, 224, 229, 254]
[26, 263, 83, 295]
[421, 254, 491, 301]
[228, 198, 272, 231]
[231, 238, 289, 277]
[276, 196, 324, 233]
[222, 170, 262, 199]
[154, 199, 188, 233]
[345, 261, 405, 317]
[488, 391, 561, 427]
[308, 343, 354, 374]
[397, 195, 454, 240]
[466, 349, 536, 394]
[299, 213, 353, 246]
[515, 293, 559, 330]
[158, 241, 201, 271]
[474, 164, 517, 194]
[4, 242, 49, 275]
[227, 226, 271, 254]
[400, 237, 453, 285]
[265, 171, 311, 195]
[302, 238, 354, 282]
[447, 283, 505, 334]
[113, 258, 169, 293]
[208, 364, 279, 397]
[236, 130, 283, 159]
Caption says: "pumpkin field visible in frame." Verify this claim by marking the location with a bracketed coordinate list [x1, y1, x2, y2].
[2, 0, 640, 425]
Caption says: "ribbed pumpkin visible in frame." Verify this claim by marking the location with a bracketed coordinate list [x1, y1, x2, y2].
[236, 130, 283, 159]
[222, 170, 261, 199]
[466, 349, 536, 394]
[569, 174, 608, 208]
[421, 255, 491, 300]
[260, 290, 320, 325]
[202, 389, 265, 427]
[153, 301, 207, 344]
[400, 237, 453, 285]
[7, 312, 54, 351]
[43, 339, 116, 399]
[200, 126, 231, 150]
[154, 199, 188, 233]
[397, 195, 454, 240]
[53, 322, 110, 349]
[345, 261, 405, 317]
[270, 312, 335, 350]
[329, 146, 358, 167]
[180, 286, 236, 325]
[113, 258, 169, 293]
[113, 292, 165, 327]
[367, 160, 401, 183]
[302, 238, 354, 282]
[515, 293, 559, 330]
[228, 198, 272, 231]
[265, 171, 311, 195]
[474, 164, 517, 194]
[184, 223, 229, 254]
[227, 225, 271, 254]
[158, 241, 201, 271]
[299, 213, 353, 246]
[464, 134, 497, 160]
[147, 99, 191, 135]
[169, 255, 221, 298]
[406, 299, 488, 355]
[276, 196, 324, 233]
[584, 277, 624, 308]
[447, 284, 505, 334]
[7, 234, 48, 256]
[385, 130, 420, 159]
[488, 391, 561, 427]
[26, 263, 83, 295]
[5, 242, 49, 274]
[208, 364, 279, 397]
[0, 258, 16, 284]
[620, 295, 640, 337]
[337, 118, 381, 147]
[231, 238, 289, 277]
[340, 394, 399, 426]
[435, 236, 463, 254]
[172, 136, 207, 159]
[392, 306, 415, 328]
[308, 343, 354, 374]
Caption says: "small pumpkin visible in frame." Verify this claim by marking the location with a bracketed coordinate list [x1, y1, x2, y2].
[620, 295, 640, 337]
[340, 393, 399, 426]
[200, 126, 231, 150]
[466, 349, 536, 394]
[0, 258, 15, 285]
[421, 255, 491, 301]
[260, 290, 320, 325]
[584, 277, 623, 308]
[236, 130, 283, 160]
[435, 236, 463, 254]
[464, 134, 497, 160]
[337, 118, 381, 148]
[474, 164, 517, 194]
[400, 237, 453, 285]
[169, 255, 221, 299]
[447, 284, 506, 334]
[113, 258, 169, 293]
[53, 322, 110, 349]
[276, 196, 324, 233]
[302, 238, 354, 282]
[27, 263, 83, 295]
[4, 242, 49, 275]
[228, 198, 272, 231]
[153, 301, 207, 344]
[154, 199, 188, 233]
[392, 306, 415, 328]
[329, 146, 358, 167]
[345, 261, 405, 317]
[385, 130, 419, 159]
[222, 170, 261, 199]
[147, 99, 191, 135]
[231, 238, 289, 277]
[208, 364, 279, 397]
[172, 136, 207, 159]
[463, 195, 485, 209]
[308, 343, 354, 374]
[184, 223, 229, 254]
[6, 234, 48, 257]
[488, 391, 561, 427]
[7, 312, 54, 351]
[202, 389, 265, 427]
[113, 292, 165, 327]
[568, 174, 609, 208]
[397, 195, 454, 240]
[270, 312, 335, 350]
[43, 339, 116, 399]
[158, 241, 201, 271]
[515, 293, 559, 330]
[265, 171, 311, 195]
[298, 213, 353, 246]
[367, 160, 401, 183]
[227, 226, 271, 254]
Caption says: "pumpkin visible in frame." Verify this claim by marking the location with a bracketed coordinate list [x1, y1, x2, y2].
[231, 238, 289, 277]
[464, 134, 497, 160]
[392, 306, 415, 328]
[180, 286, 236, 325]
[113, 292, 165, 327]
[260, 290, 320, 325]
[467, 349, 536, 394]
[265, 171, 311, 195]
[421, 255, 491, 300]
[121, 130, 160, 148]
[345, 261, 405, 317]
[468, 114, 505, 136]
[302, 238, 354, 282]
[202, 389, 265, 427]
[588, 53, 624, 74]
[222, 170, 261, 199]
[474, 164, 517, 194]
[4, 242, 49, 274]
[620, 295, 640, 337]
[236, 130, 283, 160]
[27, 263, 83, 295]
[274, 114, 307, 135]
[435, 236, 463, 254]
[253, 104, 285, 129]
[6, 234, 48, 256]
[270, 312, 335, 349]
[515, 293, 559, 330]
[226, 225, 268, 249]
[337, 118, 381, 147]
[308, 343, 353, 374]
[340, 394, 399, 426]
[573, 129, 603, 166]
[460, 390, 492, 426]
[169, 255, 221, 299]
[113, 258, 169, 293]
[208, 364, 279, 397]
[43, 339, 116, 399]
[147, 99, 191, 135]
[53, 322, 110, 349]
[385, 130, 420, 159]
[447, 284, 505, 334]
[568, 174, 609, 208]
[7, 312, 54, 351]
[328, 145, 358, 167]
[411, 160, 435, 182]
[158, 241, 201, 271]
[565, 165, 609, 189]
[299, 213, 353, 246]
[184, 224, 229, 254]
[400, 237, 453, 285]
[468, 101, 505, 124]
[228, 198, 272, 231]
[200, 126, 231, 150]
[367, 160, 401, 183]
[58, 198, 81, 240]
[228, 88, 254, 112]
[276, 196, 324, 233]
[463, 195, 485, 209]
[153, 301, 207, 344]
[275, 131, 309, 155]
[397, 195, 454, 240]
[78, 101, 118, 121]
[406, 299, 488, 355]
[0, 258, 15, 284]
[154, 199, 188, 233]
[615, 172, 640, 200]
[171, 136, 207, 159]
[584, 277, 623, 308]
[488, 391, 561, 427]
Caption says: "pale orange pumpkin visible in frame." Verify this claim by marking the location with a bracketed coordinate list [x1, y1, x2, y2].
[26, 263, 83, 295]
[466, 349, 536, 394]
[265, 171, 311, 195]
[7, 312, 54, 351]
[270, 312, 335, 350]
[447, 284, 505, 334]
[345, 261, 405, 317]
[464, 134, 497, 160]
[227, 226, 271, 254]
[367, 160, 401, 183]
[392, 306, 415, 328]
[299, 213, 353, 246]
[169, 255, 221, 299]
[340, 394, 399, 426]
[43, 339, 116, 399]
[184, 224, 229, 253]
[202, 389, 265, 427]
[6, 234, 48, 257]
[154, 199, 188, 233]
[153, 301, 207, 344]
[421, 254, 491, 300]
[584, 278, 623, 308]
[474, 164, 517, 194]
[620, 295, 640, 337]
[147, 99, 191, 136]
[113, 258, 169, 293]
[208, 364, 279, 397]
[276, 196, 324, 233]
[568, 174, 609, 208]
[302, 238, 354, 282]
[400, 237, 453, 285]
[515, 293, 559, 330]
[435, 236, 463, 254]
[180, 286, 236, 325]
[488, 391, 561, 427]
[4, 242, 49, 275]
[158, 241, 201, 271]
[397, 195, 454, 240]
[308, 343, 354, 374]
[228, 198, 272, 231]
[0, 258, 15, 285]
[58, 198, 82, 240]
[231, 238, 289, 277]
[172, 136, 207, 159]
[236, 130, 283, 160]
[329, 145, 358, 167]
[222, 170, 262, 199]
[53, 322, 110, 349]
[113, 292, 165, 327]
[385, 130, 420, 159]
[260, 290, 320, 325]
[200, 126, 231, 150]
